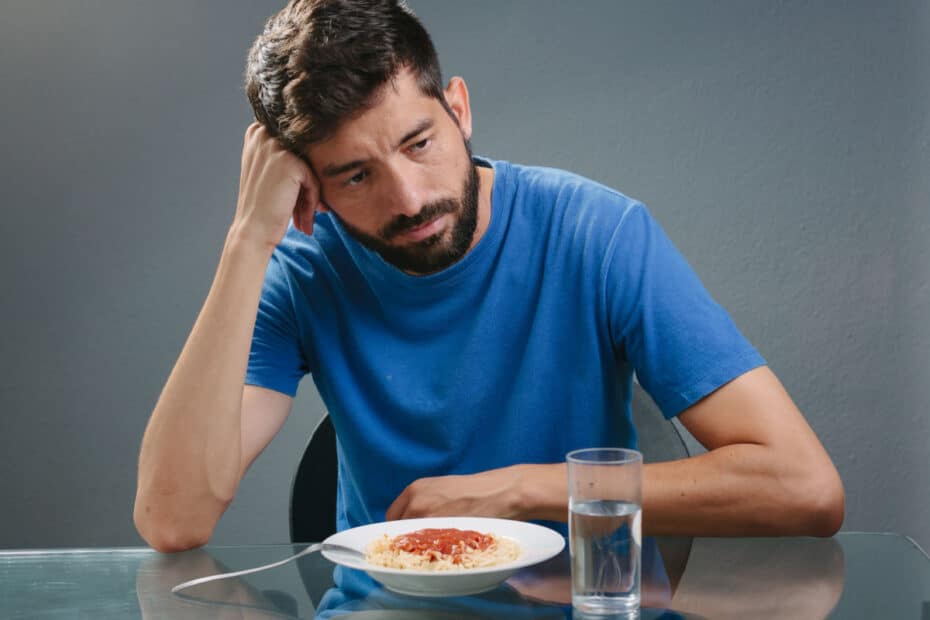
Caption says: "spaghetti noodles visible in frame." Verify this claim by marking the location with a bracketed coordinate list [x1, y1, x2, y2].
[366, 527, 520, 570]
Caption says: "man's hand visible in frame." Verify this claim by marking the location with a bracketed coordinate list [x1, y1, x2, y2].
[231, 122, 324, 250]
[386, 467, 525, 521]
[385, 464, 569, 522]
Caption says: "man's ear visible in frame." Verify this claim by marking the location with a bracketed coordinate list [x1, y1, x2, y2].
[443, 76, 473, 141]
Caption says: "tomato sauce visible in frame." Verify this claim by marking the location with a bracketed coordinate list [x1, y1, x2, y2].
[390, 528, 495, 564]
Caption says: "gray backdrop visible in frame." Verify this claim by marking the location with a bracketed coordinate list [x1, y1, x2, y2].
[1, 1, 927, 552]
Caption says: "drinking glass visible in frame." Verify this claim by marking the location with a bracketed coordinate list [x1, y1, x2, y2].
[567, 448, 643, 617]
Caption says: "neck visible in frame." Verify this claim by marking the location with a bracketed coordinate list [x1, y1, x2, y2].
[468, 164, 495, 252]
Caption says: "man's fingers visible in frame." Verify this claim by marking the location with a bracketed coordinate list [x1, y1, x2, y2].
[292, 165, 324, 235]
[293, 188, 312, 235]
[385, 486, 412, 521]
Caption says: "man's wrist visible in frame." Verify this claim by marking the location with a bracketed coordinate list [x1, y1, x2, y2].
[513, 463, 569, 523]
[224, 221, 278, 262]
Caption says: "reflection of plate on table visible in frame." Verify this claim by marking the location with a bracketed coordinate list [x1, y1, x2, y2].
[321, 517, 565, 598]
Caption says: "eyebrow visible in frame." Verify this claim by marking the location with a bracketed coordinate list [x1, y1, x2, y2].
[320, 118, 435, 178]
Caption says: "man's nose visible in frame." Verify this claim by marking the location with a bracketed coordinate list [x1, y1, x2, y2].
[385, 163, 424, 217]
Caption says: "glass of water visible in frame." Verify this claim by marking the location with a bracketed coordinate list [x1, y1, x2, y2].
[567, 447, 643, 617]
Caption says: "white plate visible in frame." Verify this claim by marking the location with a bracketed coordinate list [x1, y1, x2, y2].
[321, 517, 566, 598]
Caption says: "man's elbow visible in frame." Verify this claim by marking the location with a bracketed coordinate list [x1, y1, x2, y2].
[133, 498, 214, 553]
[798, 469, 845, 537]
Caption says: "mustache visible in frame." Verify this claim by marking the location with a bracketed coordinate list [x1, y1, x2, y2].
[380, 200, 458, 240]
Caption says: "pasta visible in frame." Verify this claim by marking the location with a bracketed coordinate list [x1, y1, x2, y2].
[365, 527, 520, 570]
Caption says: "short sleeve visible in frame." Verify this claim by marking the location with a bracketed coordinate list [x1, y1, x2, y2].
[245, 253, 310, 397]
[603, 204, 765, 418]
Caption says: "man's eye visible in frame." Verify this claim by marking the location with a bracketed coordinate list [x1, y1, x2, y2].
[410, 138, 430, 152]
[345, 170, 368, 186]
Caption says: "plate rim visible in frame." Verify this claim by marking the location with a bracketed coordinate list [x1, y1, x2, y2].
[321, 516, 566, 577]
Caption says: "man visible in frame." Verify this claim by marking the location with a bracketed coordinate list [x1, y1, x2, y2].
[134, 0, 844, 553]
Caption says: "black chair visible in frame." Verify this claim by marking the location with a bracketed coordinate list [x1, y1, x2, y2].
[289, 413, 339, 607]
[289, 382, 693, 594]
[290, 412, 339, 545]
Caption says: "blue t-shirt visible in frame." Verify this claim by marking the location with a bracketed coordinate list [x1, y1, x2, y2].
[246, 157, 764, 534]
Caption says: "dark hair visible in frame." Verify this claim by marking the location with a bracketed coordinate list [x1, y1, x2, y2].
[245, 0, 444, 152]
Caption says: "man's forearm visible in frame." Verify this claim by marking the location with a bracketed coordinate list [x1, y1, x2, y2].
[134, 230, 274, 552]
[515, 445, 843, 537]
[641, 444, 842, 537]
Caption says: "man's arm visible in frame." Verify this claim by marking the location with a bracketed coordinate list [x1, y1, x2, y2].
[387, 366, 845, 537]
[134, 124, 320, 552]
[642, 365, 844, 536]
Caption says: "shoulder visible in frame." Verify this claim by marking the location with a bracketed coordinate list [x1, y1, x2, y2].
[499, 159, 642, 227]
[494, 159, 647, 256]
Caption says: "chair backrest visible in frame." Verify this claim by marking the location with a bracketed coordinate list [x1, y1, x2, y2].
[630, 380, 692, 464]
[289, 382, 691, 544]
[289, 413, 338, 544]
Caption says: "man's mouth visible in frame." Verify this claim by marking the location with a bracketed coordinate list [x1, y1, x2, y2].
[400, 213, 448, 242]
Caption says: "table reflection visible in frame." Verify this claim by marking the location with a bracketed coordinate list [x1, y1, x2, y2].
[136, 548, 302, 618]
[134, 537, 693, 618]
[670, 537, 845, 619]
[6, 532, 924, 618]
[130, 534, 851, 619]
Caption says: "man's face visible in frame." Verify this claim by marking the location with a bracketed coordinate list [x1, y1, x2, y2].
[307, 70, 479, 275]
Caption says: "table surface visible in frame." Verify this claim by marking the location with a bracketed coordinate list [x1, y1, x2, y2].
[1, 532, 927, 619]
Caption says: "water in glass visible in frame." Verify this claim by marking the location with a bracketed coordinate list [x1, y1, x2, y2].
[569, 499, 641, 615]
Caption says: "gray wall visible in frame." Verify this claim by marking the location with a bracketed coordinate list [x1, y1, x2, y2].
[1, 1, 927, 551]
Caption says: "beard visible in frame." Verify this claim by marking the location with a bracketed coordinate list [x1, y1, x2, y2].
[336, 143, 480, 275]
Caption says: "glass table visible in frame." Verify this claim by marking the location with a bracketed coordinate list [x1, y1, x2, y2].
[1, 533, 927, 618]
